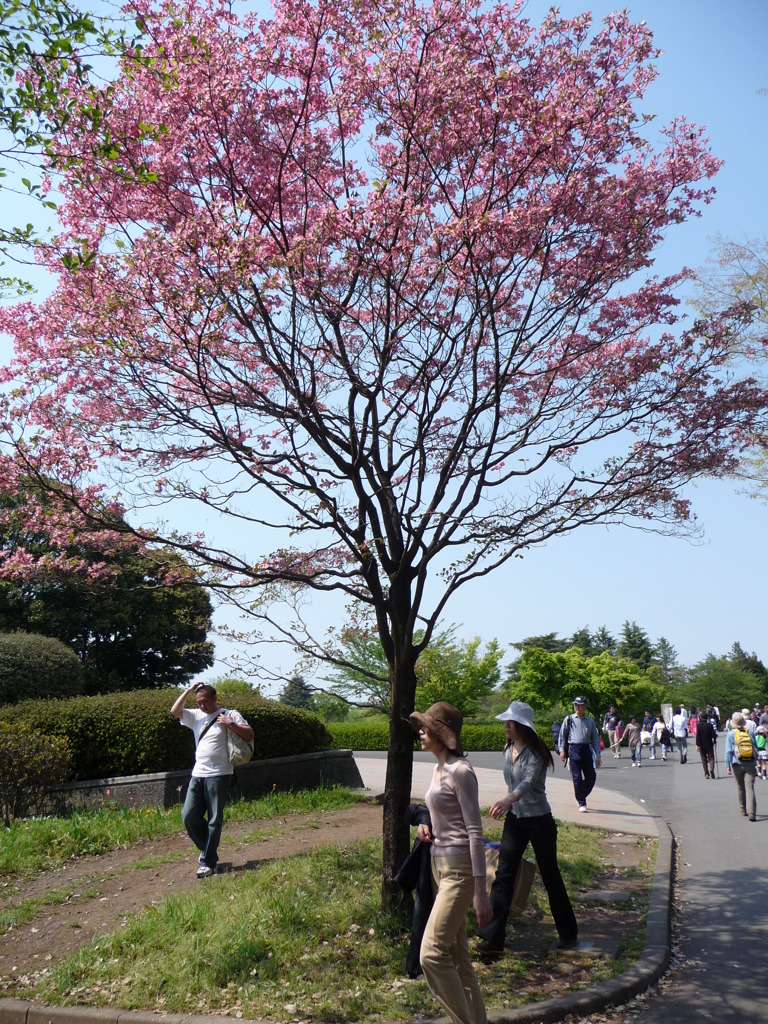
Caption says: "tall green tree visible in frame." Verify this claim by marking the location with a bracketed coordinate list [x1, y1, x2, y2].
[414, 630, 504, 719]
[616, 620, 655, 670]
[278, 674, 314, 709]
[677, 655, 765, 716]
[320, 625, 503, 719]
[0, 546, 214, 691]
[511, 647, 667, 726]
[653, 636, 679, 682]
[728, 641, 768, 685]
[0, 482, 214, 690]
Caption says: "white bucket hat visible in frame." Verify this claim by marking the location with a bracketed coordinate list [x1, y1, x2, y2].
[496, 701, 535, 731]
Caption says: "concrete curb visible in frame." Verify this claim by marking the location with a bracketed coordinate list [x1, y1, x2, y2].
[0, 815, 674, 1024]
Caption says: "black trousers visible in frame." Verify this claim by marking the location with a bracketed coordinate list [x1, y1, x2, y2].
[477, 811, 578, 948]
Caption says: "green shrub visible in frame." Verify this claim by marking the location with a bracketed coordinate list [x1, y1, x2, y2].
[0, 632, 84, 705]
[0, 690, 333, 781]
[328, 721, 556, 754]
[329, 721, 390, 750]
[0, 722, 72, 824]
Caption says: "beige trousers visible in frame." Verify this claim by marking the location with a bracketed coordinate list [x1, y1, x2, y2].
[420, 853, 487, 1024]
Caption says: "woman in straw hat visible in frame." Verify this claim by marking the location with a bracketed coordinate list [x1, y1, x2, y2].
[409, 701, 492, 1024]
[475, 701, 578, 957]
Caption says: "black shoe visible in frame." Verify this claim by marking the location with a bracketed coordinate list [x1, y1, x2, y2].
[556, 937, 579, 950]
[475, 939, 504, 959]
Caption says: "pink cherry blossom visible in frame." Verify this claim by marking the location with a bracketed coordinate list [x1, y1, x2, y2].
[1, 0, 766, 898]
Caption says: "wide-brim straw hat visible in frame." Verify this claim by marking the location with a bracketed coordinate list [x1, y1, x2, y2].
[410, 702, 464, 756]
[495, 701, 535, 731]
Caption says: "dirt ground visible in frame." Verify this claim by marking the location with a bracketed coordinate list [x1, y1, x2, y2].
[0, 800, 653, 1005]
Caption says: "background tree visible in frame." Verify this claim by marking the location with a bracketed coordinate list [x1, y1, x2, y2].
[1, 0, 766, 904]
[591, 626, 617, 656]
[0, 484, 213, 690]
[414, 630, 503, 719]
[652, 636, 679, 683]
[511, 647, 667, 727]
[728, 641, 768, 687]
[0, 534, 214, 692]
[695, 235, 768, 499]
[616, 620, 656, 671]
[277, 674, 314, 709]
[676, 654, 766, 716]
[320, 625, 503, 719]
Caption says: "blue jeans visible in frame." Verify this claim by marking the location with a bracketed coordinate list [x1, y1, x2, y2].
[568, 743, 596, 806]
[182, 774, 232, 868]
[477, 811, 577, 948]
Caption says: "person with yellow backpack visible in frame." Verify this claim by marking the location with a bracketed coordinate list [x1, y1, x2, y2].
[724, 712, 758, 821]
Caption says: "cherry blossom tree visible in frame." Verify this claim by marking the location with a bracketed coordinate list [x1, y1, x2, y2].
[1, 0, 766, 901]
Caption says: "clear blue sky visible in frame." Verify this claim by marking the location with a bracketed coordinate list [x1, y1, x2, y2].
[2, 0, 767, 690]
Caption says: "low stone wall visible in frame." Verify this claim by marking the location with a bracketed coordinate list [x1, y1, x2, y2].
[50, 749, 364, 812]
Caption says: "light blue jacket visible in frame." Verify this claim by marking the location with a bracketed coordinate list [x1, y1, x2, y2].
[558, 713, 601, 760]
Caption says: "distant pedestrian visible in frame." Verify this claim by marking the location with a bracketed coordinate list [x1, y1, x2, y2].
[724, 712, 757, 821]
[739, 709, 757, 738]
[672, 706, 688, 764]
[626, 716, 642, 767]
[559, 697, 602, 812]
[649, 714, 667, 760]
[755, 726, 768, 780]
[695, 712, 716, 779]
[476, 701, 578, 958]
[602, 705, 621, 759]
[551, 720, 561, 752]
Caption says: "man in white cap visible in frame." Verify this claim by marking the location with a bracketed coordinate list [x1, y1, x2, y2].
[558, 697, 601, 812]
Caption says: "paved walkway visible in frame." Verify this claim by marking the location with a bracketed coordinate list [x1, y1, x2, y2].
[354, 755, 661, 837]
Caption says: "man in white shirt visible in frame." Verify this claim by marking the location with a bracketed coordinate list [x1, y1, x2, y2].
[671, 706, 688, 764]
[171, 682, 254, 877]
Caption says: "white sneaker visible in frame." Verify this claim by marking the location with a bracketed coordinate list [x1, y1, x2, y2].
[650, 754, 655, 759]
[197, 865, 214, 878]
[578, 804, 587, 813]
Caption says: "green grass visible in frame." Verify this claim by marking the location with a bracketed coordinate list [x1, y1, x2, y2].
[19, 822, 634, 1022]
[0, 786, 363, 878]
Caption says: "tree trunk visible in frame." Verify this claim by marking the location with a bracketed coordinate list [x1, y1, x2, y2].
[380, 655, 419, 910]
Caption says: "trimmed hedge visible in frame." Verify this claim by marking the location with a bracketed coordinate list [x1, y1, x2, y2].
[0, 689, 333, 782]
[328, 721, 555, 752]
[0, 632, 84, 705]
[0, 722, 72, 823]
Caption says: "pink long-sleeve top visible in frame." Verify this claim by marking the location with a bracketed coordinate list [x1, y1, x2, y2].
[424, 756, 487, 878]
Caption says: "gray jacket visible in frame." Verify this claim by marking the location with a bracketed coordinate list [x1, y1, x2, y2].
[503, 744, 552, 819]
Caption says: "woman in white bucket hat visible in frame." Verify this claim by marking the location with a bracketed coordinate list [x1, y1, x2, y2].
[475, 701, 578, 956]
